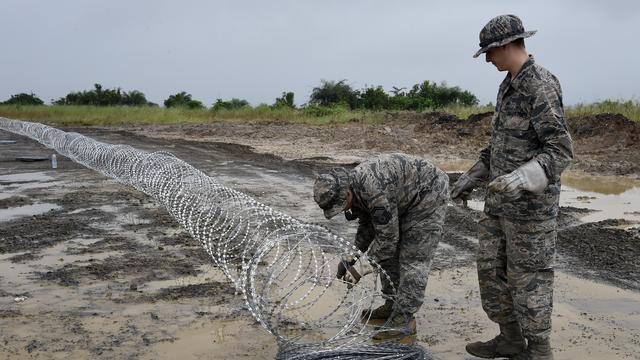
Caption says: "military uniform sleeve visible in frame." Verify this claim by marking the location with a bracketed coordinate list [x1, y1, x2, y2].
[354, 218, 375, 253]
[479, 143, 492, 169]
[530, 83, 574, 181]
[363, 188, 400, 265]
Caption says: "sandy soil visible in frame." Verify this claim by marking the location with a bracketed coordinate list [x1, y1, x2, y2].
[1, 116, 639, 359]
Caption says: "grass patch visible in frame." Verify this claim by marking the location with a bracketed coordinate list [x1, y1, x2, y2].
[566, 100, 640, 122]
[0, 105, 384, 126]
[1, 100, 638, 126]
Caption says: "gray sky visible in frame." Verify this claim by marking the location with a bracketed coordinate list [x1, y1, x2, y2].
[1, 0, 639, 106]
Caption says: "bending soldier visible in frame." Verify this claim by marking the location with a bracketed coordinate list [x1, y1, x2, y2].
[313, 153, 449, 341]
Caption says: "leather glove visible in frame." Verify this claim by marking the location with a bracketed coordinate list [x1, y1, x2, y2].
[341, 258, 377, 288]
[450, 161, 489, 200]
[336, 256, 357, 280]
[487, 159, 548, 201]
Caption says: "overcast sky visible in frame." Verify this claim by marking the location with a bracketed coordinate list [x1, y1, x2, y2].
[1, 0, 638, 106]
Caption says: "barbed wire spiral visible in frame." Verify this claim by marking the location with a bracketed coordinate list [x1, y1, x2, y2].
[0, 118, 429, 359]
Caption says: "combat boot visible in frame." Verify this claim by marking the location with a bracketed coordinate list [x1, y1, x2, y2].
[511, 338, 553, 360]
[465, 322, 526, 358]
[361, 300, 393, 321]
[371, 312, 416, 341]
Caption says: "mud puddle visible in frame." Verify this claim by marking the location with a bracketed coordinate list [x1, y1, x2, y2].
[0, 202, 61, 221]
[561, 172, 640, 224]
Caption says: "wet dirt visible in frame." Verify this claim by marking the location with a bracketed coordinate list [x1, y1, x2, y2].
[1, 119, 639, 359]
[122, 111, 640, 177]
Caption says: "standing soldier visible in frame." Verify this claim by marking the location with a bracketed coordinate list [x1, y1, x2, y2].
[313, 153, 449, 341]
[451, 15, 573, 360]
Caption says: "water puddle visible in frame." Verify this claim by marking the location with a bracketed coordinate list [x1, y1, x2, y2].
[36, 241, 118, 268]
[0, 171, 54, 183]
[0, 203, 60, 221]
[143, 264, 228, 292]
[561, 172, 640, 224]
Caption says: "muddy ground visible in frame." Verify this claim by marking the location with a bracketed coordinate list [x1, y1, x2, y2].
[1, 114, 639, 359]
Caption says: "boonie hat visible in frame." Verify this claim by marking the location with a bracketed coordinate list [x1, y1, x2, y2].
[474, 14, 536, 58]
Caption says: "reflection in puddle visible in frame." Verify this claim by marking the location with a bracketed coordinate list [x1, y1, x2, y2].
[561, 172, 640, 195]
[0, 203, 61, 222]
[561, 185, 640, 224]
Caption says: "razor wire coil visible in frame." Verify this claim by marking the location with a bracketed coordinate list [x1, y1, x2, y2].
[0, 117, 430, 359]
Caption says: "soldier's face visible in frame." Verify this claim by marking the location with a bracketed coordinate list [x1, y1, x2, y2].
[485, 46, 507, 71]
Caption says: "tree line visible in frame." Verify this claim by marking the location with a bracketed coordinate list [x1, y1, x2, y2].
[1, 80, 479, 111]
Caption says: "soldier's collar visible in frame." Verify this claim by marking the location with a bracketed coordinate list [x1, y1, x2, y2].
[508, 55, 536, 91]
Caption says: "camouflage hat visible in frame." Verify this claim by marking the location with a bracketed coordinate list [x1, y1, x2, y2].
[313, 168, 350, 219]
[473, 14, 537, 58]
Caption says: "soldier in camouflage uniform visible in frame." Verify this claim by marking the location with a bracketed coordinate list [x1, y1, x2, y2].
[313, 153, 449, 340]
[451, 15, 573, 360]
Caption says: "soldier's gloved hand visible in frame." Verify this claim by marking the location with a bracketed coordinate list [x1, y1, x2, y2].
[487, 160, 548, 201]
[450, 161, 489, 200]
[342, 259, 377, 288]
[336, 256, 357, 280]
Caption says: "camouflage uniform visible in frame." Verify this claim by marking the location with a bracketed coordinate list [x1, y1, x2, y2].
[347, 153, 449, 315]
[476, 56, 573, 341]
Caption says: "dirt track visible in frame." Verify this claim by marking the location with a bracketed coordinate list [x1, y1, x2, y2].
[1, 114, 640, 359]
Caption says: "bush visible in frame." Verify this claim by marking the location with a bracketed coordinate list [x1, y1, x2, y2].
[302, 104, 349, 117]
[2, 93, 44, 106]
[211, 98, 250, 111]
[402, 81, 479, 109]
[53, 84, 150, 106]
[359, 86, 390, 110]
[273, 92, 295, 109]
[164, 92, 204, 109]
[309, 80, 359, 110]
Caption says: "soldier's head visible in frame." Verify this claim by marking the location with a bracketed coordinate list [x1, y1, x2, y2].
[474, 15, 535, 72]
[313, 168, 352, 219]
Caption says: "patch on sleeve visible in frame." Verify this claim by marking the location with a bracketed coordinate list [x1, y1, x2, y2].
[371, 206, 392, 225]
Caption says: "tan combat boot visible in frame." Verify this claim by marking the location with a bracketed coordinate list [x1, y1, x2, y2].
[465, 322, 527, 358]
[361, 300, 393, 322]
[371, 312, 417, 342]
[511, 338, 553, 360]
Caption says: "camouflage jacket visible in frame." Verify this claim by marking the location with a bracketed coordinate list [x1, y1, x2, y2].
[479, 55, 573, 220]
[348, 153, 449, 263]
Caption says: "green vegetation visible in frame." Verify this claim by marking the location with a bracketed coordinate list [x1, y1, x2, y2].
[273, 92, 295, 109]
[2, 80, 638, 125]
[211, 98, 250, 111]
[309, 80, 360, 109]
[164, 92, 204, 109]
[566, 100, 640, 122]
[0, 104, 382, 126]
[308, 80, 479, 110]
[54, 84, 152, 106]
[2, 93, 44, 106]
[0, 100, 637, 126]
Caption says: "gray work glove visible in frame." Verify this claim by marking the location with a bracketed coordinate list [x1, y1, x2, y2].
[450, 161, 489, 200]
[487, 159, 548, 201]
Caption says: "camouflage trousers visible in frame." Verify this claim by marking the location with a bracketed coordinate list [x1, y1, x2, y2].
[379, 203, 447, 315]
[477, 214, 556, 342]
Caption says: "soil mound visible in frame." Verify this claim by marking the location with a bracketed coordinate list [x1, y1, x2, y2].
[568, 113, 640, 140]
